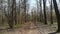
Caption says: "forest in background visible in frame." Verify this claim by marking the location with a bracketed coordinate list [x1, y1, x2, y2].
[0, 0, 60, 34]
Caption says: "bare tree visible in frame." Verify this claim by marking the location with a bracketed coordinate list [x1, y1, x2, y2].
[1, 0, 4, 25]
[40, 0, 43, 22]
[14, 0, 17, 25]
[17, 0, 21, 24]
[43, 0, 47, 24]
[53, 0, 60, 32]
[7, 0, 16, 28]
[24, 0, 27, 22]
[50, 0, 53, 24]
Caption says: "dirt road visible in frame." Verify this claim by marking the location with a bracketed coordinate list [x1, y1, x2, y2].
[0, 22, 56, 34]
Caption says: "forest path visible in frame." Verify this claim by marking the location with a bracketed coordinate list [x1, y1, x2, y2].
[0, 22, 57, 34]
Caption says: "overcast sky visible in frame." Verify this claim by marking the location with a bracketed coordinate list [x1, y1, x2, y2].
[16, 0, 60, 13]
[28, 0, 60, 11]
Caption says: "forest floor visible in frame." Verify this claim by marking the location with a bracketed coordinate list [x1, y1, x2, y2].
[0, 22, 59, 34]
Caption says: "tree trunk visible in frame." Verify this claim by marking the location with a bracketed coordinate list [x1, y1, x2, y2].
[8, 0, 16, 29]
[14, 0, 17, 25]
[7, 0, 12, 29]
[1, 0, 4, 25]
[18, 0, 20, 24]
[53, 0, 60, 32]
[40, 0, 43, 22]
[24, 0, 26, 22]
[50, 0, 53, 24]
[43, 0, 47, 24]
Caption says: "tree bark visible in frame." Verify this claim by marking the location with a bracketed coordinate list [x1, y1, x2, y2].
[50, 0, 53, 24]
[14, 0, 17, 25]
[24, 0, 26, 22]
[43, 0, 47, 24]
[40, 0, 43, 22]
[53, 0, 60, 32]
[8, 0, 16, 28]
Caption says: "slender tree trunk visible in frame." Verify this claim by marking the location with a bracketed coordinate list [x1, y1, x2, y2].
[10, 0, 14, 28]
[53, 0, 60, 32]
[8, 0, 11, 28]
[50, 0, 53, 24]
[1, 0, 4, 25]
[40, 0, 43, 22]
[14, 0, 17, 25]
[18, 0, 20, 24]
[36, 0, 38, 22]
[19, 0, 20, 14]
[24, 0, 26, 22]
[43, 0, 47, 24]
